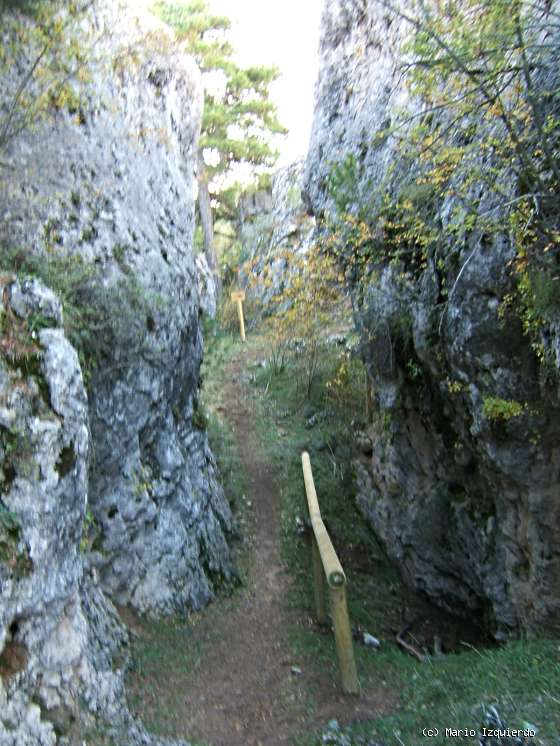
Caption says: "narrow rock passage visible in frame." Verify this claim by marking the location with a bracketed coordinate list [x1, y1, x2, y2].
[126, 341, 391, 745]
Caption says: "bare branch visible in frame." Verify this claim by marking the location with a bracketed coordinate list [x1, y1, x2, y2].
[0, 39, 51, 151]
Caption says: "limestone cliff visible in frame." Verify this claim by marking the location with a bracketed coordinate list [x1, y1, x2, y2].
[0, 278, 189, 744]
[1, 1, 234, 741]
[304, 0, 560, 637]
[1, 0, 234, 616]
[238, 162, 315, 312]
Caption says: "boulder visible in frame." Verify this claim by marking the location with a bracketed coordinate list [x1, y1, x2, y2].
[0, 277, 186, 744]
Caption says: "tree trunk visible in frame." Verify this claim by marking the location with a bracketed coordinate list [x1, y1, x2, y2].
[196, 149, 221, 293]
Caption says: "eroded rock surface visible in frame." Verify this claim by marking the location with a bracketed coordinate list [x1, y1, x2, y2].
[0, 278, 188, 745]
[196, 253, 218, 319]
[1, 1, 234, 616]
[1, 1, 235, 741]
[304, 0, 560, 637]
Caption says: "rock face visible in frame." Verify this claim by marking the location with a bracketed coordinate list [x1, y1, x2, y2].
[304, 0, 560, 637]
[0, 277, 184, 745]
[1, 1, 235, 740]
[238, 162, 315, 311]
[1, 1, 234, 616]
[196, 253, 218, 319]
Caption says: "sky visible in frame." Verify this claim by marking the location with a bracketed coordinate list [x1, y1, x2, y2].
[206, 0, 323, 166]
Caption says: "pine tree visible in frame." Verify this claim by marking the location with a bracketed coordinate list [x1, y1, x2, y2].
[155, 0, 286, 282]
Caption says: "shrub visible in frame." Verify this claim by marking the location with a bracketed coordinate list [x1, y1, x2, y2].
[248, 243, 346, 398]
[0, 247, 164, 387]
[0, 2, 92, 155]
[482, 396, 525, 422]
[323, 0, 560, 368]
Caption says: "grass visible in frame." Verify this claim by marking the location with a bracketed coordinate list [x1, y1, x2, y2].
[242, 329, 560, 746]
[125, 616, 204, 736]
[0, 247, 164, 387]
[124, 318, 560, 746]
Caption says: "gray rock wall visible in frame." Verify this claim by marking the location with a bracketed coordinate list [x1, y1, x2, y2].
[238, 162, 315, 311]
[0, 1, 235, 740]
[1, 1, 234, 616]
[0, 277, 187, 744]
[304, 0, 560, 637]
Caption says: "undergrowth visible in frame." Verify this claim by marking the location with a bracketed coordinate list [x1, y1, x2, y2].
[125, 317, 559, 746]
[0, 247, 164, 387]
[243, 327, 560, 746]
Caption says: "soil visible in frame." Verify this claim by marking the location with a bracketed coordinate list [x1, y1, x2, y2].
[168, 350, 394, 745]
[124, 343, 489, 746]
[0, 639, 27, 681]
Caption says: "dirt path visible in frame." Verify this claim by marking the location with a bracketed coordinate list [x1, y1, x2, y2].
[172, 346, 394, 746]
[125, 344, 393, 745]
[176, 352, 295, 745]
[122, 337, 522, 746]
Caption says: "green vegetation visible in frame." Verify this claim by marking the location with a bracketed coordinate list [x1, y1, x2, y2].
[246, 235, 352, 397]
[299, 638, 560, 745]
[323, 0, 560, 367]
[0, 248, 165, 387]
[0, 424, 35, 492]
[0, 1, 91, 156]
[126, 614, 206, 736]
[0, 505, 21, 562]
[325, 153, 361, 214]
[243, 329, 560, 746]
[1, 296, 45, 372]
[248, 334, 371, 577]
[79, 508, 102, 554]
[482, 396, 525, 423]
[191, 398, 209, 431]
[3, 2, 557, 743]
[154, 0, 286, 278]
[0, 502, 32, 577]
[124, 307, 560, 743]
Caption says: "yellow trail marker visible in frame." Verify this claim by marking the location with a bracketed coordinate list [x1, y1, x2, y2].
[230, 290, 246, 342]
[301, 451, 359, 695]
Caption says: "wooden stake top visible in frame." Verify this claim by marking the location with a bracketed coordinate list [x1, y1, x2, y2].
[301, 451, 346, 588]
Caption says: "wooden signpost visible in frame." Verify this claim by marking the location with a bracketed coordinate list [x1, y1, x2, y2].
[230, 289, 246, 342]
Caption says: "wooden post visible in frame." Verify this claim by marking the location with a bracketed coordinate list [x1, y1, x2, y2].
[312, 534, 327, 624]
[301, 451, 359, 695]
[329, 585, 359, 695]
[302, 452, 345, 587]
[236, 299, 246, 342]
[230, 290, 246, 342]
